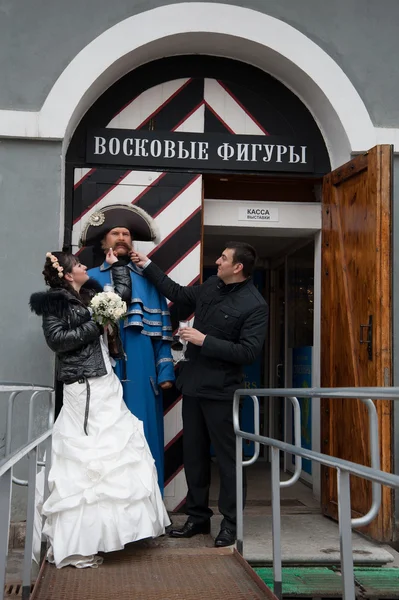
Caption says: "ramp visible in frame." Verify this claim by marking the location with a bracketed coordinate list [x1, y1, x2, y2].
[31, 546, 275, 600]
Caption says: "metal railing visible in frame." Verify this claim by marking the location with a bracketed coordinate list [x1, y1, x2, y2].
[242, 394, 302, 484]
[234, 387, 399, 600]
[0, 383, 55, 600]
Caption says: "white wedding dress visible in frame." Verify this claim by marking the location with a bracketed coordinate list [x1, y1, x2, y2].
[42, 337, 170, 569]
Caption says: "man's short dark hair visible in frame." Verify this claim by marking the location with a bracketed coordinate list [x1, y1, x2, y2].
[225, 241, 257, 278]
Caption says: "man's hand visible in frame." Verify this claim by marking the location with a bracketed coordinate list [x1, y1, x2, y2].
[105, 247, 119, 265]
[159, 381, 173, 390]
[179, 327, 206, 347]
[130, 250, 149, 268]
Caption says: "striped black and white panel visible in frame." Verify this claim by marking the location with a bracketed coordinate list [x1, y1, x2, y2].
[72, 77, 270, 511]
[73, 78, 204, 511]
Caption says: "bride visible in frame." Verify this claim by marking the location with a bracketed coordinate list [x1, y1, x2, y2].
[30, 251, 170, 569]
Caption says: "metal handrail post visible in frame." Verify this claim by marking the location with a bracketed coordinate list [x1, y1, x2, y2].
[352, 399, 381, 528]
[242, 395, 260, 467]
[4, 385, 55, 455]
[338, 469, 356, 600]
[0, 468, 12, 599]
[271, 447, 282, 600]
[40, 390, 55, 562]
[7, 390, 54, 487]
[6, 390, 33, 486]
[234, 390, 244, 555]
[238, 392, 302, 483]
[27, 391, 41, 442]
[280, 396, 302, 488]
[13, 391, 43, 488]
[236, 430, 244, 555]
[38, 391, 55, 469]
[6, 390, 32, 487]
[40, 437, 52, 563]
[14, 390, 51, 487]
[22, 447, 38, 600]
[5, 392, 21, 454]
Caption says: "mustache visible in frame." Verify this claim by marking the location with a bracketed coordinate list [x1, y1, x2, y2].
[112, 241, 132, 251]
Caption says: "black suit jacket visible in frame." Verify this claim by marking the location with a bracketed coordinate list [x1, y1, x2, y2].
[144, 262, 269, 401]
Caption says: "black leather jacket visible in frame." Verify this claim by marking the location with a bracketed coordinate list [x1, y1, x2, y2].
[30, 283, 106, 384]
[30, 263, 130, 383]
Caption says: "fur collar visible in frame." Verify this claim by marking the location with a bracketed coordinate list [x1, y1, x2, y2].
[29, 288, 73, 318]
[30, 278, 102, 317]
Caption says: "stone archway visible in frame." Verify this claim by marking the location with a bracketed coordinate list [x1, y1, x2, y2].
[31, 3, 375, 168]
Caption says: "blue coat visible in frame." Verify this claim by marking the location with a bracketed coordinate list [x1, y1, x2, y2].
[88, 262, 175, 493]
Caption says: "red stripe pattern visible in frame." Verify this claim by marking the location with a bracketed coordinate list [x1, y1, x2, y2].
[71, 77, 270, 511]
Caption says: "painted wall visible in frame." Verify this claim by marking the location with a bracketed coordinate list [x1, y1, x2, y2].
[0, 140, 62, 383]
[0, 140, 61, 519]
[0, 0, 398, 127]
[0, 1, 398, 523]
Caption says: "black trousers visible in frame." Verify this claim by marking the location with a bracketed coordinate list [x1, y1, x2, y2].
[182, 395, 247, 533]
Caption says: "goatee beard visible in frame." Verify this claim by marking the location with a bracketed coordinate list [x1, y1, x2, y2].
[116, 255, 130, 265]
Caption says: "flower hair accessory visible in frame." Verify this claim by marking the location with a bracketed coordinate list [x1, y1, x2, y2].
[46, 252, 64, 278]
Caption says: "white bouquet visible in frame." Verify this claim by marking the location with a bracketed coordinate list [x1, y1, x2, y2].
[89, 291, 127, 328]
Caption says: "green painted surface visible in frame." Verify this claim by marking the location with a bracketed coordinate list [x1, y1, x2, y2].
[354, 567, 399, 596]
[254, 567, 399, 597]
[254, 567, 343, 595]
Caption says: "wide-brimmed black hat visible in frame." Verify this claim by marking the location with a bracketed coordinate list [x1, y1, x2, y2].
[79, 204, 160, 247]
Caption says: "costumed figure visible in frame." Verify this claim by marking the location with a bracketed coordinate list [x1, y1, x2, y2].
[81, 204, 175, 493]
[29, 251, 170, 569]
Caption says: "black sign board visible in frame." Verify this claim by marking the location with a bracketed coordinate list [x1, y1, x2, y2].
[86, 128, 314, 173]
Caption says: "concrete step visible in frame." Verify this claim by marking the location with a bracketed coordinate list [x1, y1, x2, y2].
[210, 514, 395, 566]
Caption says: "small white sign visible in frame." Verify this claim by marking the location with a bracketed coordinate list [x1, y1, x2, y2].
[238, 206, 279, 222]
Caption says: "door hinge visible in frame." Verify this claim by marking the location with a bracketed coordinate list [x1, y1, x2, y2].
[360, 315, 373, 361]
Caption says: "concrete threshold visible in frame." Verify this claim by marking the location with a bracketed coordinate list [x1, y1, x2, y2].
[209, 514, 394, 566]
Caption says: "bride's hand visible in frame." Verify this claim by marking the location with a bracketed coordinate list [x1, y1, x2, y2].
[105, 247, 118, 265]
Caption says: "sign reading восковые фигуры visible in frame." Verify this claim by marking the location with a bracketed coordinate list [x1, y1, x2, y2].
[86, 129, 314, 173]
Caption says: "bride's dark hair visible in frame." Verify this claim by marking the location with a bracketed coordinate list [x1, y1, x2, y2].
[43, 251, 79, 292]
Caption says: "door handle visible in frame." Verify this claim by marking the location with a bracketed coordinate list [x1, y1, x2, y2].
[360, 315, 373, 361]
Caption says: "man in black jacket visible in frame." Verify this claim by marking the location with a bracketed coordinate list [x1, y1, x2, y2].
[132, 242, 268, 547]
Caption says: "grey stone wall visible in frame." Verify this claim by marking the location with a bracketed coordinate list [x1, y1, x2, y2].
[1, 0, 398, 526]
[0, 139, 62, 519]
[0, 0, 398, 126]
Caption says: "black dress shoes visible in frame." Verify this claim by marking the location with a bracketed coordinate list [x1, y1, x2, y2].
[214, 527, 236, 547]
[168, 519, 211, 538]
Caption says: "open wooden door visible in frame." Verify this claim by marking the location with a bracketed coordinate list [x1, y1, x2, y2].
[321, 145, 393, 542]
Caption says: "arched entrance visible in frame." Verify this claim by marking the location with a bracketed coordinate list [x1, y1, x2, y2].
[65, 54, 331, 512]
[34, 2, 375, 167]
[57, 5, 393, 542]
